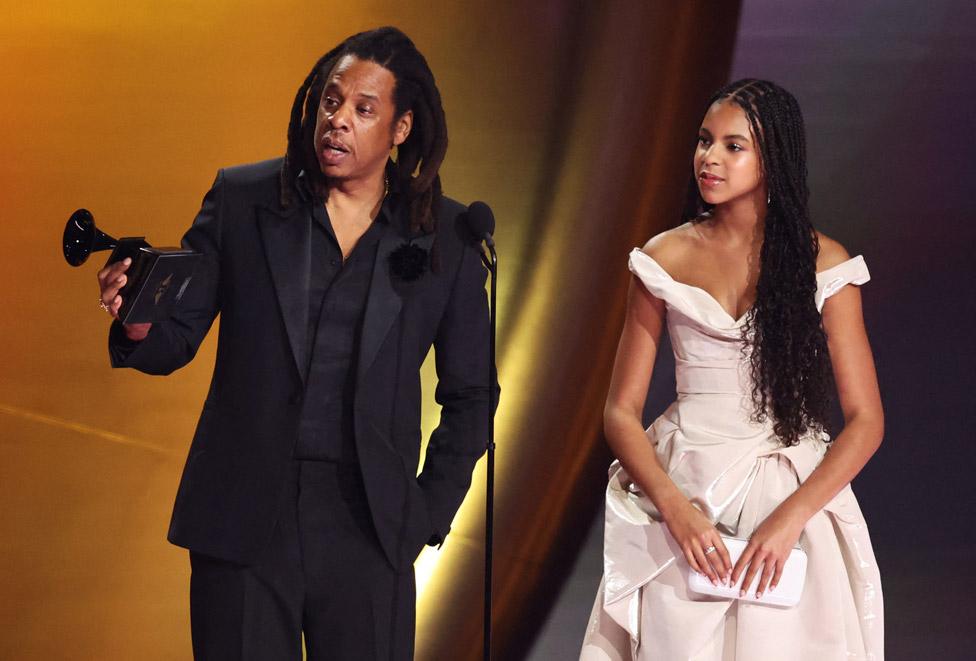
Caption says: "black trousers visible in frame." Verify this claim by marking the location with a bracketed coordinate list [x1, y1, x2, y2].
[188, 461, 416, 660]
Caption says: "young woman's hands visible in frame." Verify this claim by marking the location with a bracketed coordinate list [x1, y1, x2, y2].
[731, 504, 806, 598]
[662, 497, 731, 586]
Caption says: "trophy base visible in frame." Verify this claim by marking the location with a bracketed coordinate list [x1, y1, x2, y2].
[114, 243, 202, 324]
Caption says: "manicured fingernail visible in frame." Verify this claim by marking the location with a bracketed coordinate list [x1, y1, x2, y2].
[739, 589, 745, 597]
[756, 591, 763, 599]
[769, 584, 775, 592]
[123, 258, 131, 265]
[711, 579, 719, 586]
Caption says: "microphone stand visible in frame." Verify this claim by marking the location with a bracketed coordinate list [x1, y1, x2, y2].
[480, 239, 497, 661]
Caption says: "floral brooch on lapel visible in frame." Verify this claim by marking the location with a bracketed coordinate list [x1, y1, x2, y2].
[389, 241, 429, 282]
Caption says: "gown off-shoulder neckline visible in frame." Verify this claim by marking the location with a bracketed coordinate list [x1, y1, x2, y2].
[629, 248, 870, 326]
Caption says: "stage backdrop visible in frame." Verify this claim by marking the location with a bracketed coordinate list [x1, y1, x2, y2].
[0, 2, 737, 658]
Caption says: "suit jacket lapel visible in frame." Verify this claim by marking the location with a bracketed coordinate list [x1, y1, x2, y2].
[357, 231, 435, 386]
[257, 202, 310, 383]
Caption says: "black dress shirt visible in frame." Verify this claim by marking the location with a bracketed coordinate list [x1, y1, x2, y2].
[292, 191, 394, 462]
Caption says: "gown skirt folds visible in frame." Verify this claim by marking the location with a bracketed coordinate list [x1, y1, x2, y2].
[580, 250, 883, 661]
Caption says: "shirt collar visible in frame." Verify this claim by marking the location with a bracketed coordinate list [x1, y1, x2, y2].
[296, 159, 402, 226]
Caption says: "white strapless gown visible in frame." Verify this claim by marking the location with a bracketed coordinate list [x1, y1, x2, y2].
[580, 250, 883, 661]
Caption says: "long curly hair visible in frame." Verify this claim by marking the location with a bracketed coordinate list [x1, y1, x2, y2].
[279, 26, 447, 236]
[685, 79, 832, 446]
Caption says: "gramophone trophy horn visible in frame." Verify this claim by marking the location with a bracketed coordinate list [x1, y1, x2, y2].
[62, 208, 152, 268]
[62, 209, 120, 266]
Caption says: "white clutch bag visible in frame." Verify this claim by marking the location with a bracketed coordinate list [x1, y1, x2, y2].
[686, 536, 808, 608]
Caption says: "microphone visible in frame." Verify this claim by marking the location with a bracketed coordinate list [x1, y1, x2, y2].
[462, 199, 499, 661]
[465, 201, 495, 248]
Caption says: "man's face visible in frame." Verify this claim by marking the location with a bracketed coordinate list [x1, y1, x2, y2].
[313, 55, 412, 184]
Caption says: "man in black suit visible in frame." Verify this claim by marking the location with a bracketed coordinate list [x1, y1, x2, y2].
[97, 27, 493, 660]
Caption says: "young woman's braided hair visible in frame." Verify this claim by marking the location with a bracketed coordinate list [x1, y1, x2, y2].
[279, 26, 447, 236]
[685, 79, 832, 446]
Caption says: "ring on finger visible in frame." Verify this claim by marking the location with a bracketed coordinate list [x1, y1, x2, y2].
[704, 545, 717, 555]
[98, 298, 110, 312]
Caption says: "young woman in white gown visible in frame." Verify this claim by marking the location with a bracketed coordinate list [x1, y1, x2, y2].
[580, 79, 884, 660]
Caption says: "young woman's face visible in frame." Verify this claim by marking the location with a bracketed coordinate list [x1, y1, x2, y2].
[693, 100, 765, 207]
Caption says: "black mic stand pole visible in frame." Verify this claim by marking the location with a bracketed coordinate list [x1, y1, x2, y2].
[481, 238, 497, 661]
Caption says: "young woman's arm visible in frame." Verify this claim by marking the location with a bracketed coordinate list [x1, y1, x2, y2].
[604, 268, 733, 586]
[732, 241, 884, 597]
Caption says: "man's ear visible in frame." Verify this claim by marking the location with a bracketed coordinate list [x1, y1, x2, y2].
[393, 110, 413, 147]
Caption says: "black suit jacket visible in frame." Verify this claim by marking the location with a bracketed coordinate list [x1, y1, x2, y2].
[110, 158, 493, 570]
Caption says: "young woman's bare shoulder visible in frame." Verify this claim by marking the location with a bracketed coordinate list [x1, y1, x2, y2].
[641, 223, 697, 268]
[816, 231, 852, 272]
